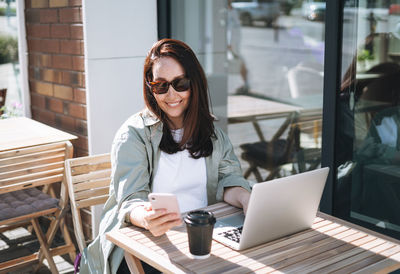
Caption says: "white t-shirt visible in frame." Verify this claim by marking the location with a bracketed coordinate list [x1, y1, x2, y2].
[152, 129, 208, 212]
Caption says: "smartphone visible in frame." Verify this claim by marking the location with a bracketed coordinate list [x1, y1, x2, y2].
[148, 193, 181, 215]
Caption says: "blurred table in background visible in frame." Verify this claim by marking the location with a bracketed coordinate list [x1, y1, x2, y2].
[0, 117, 76, 151]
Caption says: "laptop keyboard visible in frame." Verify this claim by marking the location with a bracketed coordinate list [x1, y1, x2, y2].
[218, 226, 243, 243]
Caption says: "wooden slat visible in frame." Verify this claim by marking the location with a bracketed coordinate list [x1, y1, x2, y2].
[0, 142, 66, 159]
[0, 207, 58, 226]
[75, 187, 109, 201]
[0, 167, 64, 185]
[68, 153, 110, 167]
[0, 161, 64, 180]
[71, 161, 111, 176]
[73, 177, 110, 192]
[71, 169, 111, 184]
[0, 174, 63, 194]
[75, 195, 109, 209]
[0, 147, 65, 166]
[0, 153, 65, 173]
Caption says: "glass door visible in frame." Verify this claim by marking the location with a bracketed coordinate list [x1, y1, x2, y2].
[334, 0, 400, 239]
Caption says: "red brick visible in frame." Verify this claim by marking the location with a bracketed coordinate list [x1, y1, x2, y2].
[54, 84, 73, 100]
[68, 102, 86, 119]
[26, 10, 40, 23]
[27, 24, 50, 38]
[28, 39, 59, 53]
[72, 56, 84, 71]
[31, 0, 48, 8]
[60, 40, 81, 55]
[42, 68, 62, 83]
[70, 24, 83, 39]
[40, 54, 53, 67]
[75, 119, 87, 136]
[69, 0, 82, 7]
[73, 88, 86, 104]
[50, 24, 70, 38]
[31, 93, 46, 109]
[52, 55, 72, 69]
[29, 53, 52, 67]
[59, 8, 81, 23]
[55, 114, 75, 132]
[31, 80, 54, 96]
[62, 71, 84, 86]
[40, 9, 58, 23]
[29, 67, 40, 80]
[71, 134, 88, 150]
[46, 97, 63, 113]
[81, 74, 85, 88]
[49, 0, 68, 8]
[29, 54, 39, 67]
[32, 108, 56, 127]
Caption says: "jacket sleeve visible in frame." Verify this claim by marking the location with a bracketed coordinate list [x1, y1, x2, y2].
[215, 127, 252, 201]
[110, 124, 152, 225]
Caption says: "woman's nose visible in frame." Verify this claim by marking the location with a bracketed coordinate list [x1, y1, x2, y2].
[166, 85, 178, 97]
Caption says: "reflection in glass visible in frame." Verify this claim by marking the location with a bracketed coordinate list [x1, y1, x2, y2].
[0, 0, 20, 118]
[165, 0, 325, 184]
[335, 0, 400, 238]
[228, 0, 325, 183]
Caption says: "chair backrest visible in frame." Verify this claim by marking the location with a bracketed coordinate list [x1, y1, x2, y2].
[0, 141, 72, 196]
[64, 153, 111, 252]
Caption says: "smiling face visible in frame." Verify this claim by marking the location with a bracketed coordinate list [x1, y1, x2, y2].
[152, 57, 190, 129]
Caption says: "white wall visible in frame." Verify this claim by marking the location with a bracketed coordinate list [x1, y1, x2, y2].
[82, 0, 158, 155]
[82, 0, 158, 236]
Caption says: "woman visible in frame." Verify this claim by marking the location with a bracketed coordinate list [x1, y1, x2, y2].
[79, 39, 251, 273]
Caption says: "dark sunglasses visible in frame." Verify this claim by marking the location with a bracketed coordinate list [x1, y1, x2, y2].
[147, 77, 190, 95]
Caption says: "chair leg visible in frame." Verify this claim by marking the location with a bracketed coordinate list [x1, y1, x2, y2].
[31, 218, 58, 274]
[37, 207, 76, 267]
[253, 167, 263, 182]
[265, 168, 280, 181]
[124, 252, 145, 274]
[60, 216, 76, 261]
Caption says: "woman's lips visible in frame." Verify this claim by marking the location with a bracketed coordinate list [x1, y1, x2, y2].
[167, 101, 181, 107]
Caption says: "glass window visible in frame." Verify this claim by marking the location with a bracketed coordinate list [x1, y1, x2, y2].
[165, 0, 325, 184]
[0, 0, 21, 119]
[335, 0, 400, 238]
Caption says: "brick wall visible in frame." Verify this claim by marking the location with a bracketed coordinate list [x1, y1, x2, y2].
[25, 0, 88, 157]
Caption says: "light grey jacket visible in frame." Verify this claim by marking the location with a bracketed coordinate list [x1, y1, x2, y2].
[79, 109, 251, 274]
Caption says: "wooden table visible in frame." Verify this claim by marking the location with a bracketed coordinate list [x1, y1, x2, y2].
[0, 117, 77, 151]
[107, 203, 400, 273]
[0, 117, 77, 272]
[228, 95, 302, 142]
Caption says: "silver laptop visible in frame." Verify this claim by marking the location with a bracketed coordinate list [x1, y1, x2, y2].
[213, 167, 329, 250]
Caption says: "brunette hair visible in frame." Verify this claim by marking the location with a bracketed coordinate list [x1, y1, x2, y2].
[143, 39, 215, 158]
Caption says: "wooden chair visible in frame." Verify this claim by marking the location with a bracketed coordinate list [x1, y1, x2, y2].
[0, 141, 76, 273]
[240, 112, 321, 182]
[64, 153, 111, 253]
[65, 154, 146, 273]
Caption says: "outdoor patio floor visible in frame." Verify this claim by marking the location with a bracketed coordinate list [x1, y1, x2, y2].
[0, 226, 74, 273]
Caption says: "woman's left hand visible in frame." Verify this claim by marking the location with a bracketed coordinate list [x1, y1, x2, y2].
[223, 186, 251, 215]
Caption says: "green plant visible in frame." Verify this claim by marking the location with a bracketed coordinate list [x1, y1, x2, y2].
[0, 36, 18, 64]
[0, 7, 16, 16]
[357, 49, 374, 62]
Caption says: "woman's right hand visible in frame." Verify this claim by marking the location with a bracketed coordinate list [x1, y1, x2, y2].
[130, 203, 182, 237]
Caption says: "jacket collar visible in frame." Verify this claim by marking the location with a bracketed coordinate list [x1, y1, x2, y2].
[142, 108, 160, 126]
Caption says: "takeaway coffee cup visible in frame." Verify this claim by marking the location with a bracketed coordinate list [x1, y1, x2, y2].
[184, 210, 216, 259]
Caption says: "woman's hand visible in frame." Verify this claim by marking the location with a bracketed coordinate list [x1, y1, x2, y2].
[223, 187, 251, 215]
[130, 203, 182, 236]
